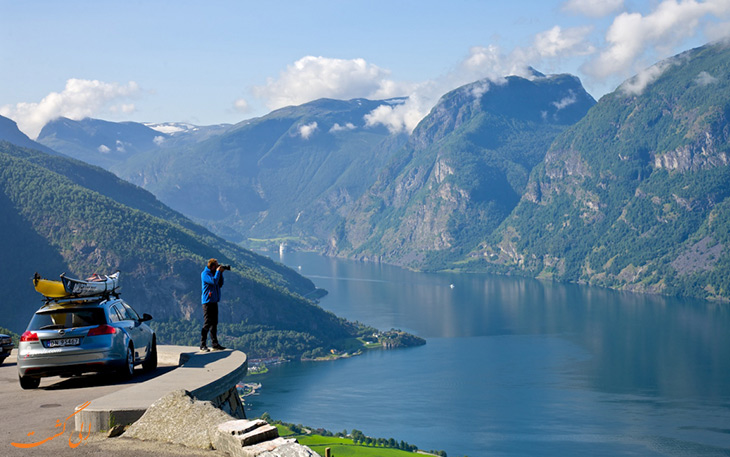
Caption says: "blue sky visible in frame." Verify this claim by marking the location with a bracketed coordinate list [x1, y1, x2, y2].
[2, 0, 729, 138]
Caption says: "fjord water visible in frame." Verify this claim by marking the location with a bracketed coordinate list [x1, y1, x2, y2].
[247, 252, 730, 457]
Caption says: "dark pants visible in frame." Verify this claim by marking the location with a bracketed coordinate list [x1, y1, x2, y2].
[201, 302, 219, 347]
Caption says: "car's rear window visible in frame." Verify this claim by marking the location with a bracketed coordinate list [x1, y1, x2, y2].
[28, 308, 107, 330]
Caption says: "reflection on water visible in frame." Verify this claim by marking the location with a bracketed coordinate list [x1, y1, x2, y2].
[249, 251, 730, 456]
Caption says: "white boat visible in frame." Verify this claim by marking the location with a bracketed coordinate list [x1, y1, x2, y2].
[61, 271, 120, 297]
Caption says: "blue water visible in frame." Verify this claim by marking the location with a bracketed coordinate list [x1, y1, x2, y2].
[245, 251, 730, 457]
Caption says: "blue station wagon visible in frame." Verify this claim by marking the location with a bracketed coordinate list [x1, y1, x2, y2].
[17, 295, 156, 389]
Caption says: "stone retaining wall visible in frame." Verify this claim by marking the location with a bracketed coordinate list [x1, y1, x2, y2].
[211, 385, 246, 419]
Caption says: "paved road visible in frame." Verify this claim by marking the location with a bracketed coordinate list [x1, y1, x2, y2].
[0, 353, 225, 457]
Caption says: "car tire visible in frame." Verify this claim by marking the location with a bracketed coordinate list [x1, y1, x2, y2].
[19, 375, 40, 390]
[142, 338, 157, 372]
[118, 344, 135, 379]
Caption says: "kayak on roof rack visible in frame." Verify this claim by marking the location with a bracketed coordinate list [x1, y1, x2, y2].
[32, 274, 66, 298]
[33, 271, 120, 299]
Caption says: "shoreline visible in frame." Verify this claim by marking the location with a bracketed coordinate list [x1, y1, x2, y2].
[237, 382, 262, 397]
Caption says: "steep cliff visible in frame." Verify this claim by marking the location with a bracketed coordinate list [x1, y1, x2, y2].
[332, 72, 595, 268]
[474, 42, 730, 300]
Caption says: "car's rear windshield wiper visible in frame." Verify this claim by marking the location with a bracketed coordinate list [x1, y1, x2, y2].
[38, 325, 66, 330]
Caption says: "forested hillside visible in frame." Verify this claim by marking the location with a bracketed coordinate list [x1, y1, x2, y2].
[0, 140, 373, 357]
[473, 42, 730, 300]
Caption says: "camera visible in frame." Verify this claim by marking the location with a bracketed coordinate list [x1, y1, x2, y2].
[220, 264, 231, 271]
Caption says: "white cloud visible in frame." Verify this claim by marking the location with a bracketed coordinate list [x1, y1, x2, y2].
[364, 83, 446, 134]
[562, 0, 625, 17]
[115, 139, 126, 153]
[584, 0, 730, 80]
[298, 121, 318, 139]
[458, 45, 532, 81]
[0, 78, 140, 139]
[365, 101, 422, 134]
[553, 90, 578, 109]
[695, 70, 719, 85]
[461, 27, 595, 79]
[98, 144, 111, 153]
[153, 135, 166, 146]
[253, 56, 406, 110]
[619, 60, 674, 95]
[533, 26, 596, 57]
[233, 98, 250, 113]
[469, 81, 492, 100]
[362, 46, 524, 134]
[329, 122, 356, 132]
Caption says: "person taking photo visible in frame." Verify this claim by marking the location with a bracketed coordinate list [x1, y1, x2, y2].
[200, 258, 227, 351]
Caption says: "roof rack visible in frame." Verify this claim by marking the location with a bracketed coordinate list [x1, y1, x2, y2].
[42, 290, 120, 306]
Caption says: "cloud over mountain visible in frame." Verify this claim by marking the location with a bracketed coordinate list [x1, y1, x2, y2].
[298, 121, 318, 139]
[253, 56, 406, 110]
[0, 79, 140, 139]
[363, 30, 596, 134]
[584, 0, 730, 79]
[533, 26, 596, 57]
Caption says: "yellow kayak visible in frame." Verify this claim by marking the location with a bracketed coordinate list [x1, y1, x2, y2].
[33, 274, 68, 298]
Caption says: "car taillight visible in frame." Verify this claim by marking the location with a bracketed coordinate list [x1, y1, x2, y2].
[20, 331, 39, 342]
[87, 325, 117, 336]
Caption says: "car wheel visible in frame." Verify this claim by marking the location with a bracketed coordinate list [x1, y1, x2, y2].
[118, 344, 135, 379]
[142, 338, 157, 372]
[19, 375, 40, 390]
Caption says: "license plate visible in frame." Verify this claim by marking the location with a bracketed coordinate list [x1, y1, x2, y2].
[45, 338, 81, 348]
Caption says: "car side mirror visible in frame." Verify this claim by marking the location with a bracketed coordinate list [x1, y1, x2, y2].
[140, 313, 153, 322]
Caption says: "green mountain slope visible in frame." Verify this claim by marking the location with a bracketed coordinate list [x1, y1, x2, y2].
[112, 98, 408, 246]
[332, 72, 596, 268]
[473, 42, 730, 300]
[0, 141, 367, 356]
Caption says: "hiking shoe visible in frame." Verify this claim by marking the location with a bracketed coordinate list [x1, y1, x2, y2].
[212, 344, 226, 351]
[200, 345, 210, 352]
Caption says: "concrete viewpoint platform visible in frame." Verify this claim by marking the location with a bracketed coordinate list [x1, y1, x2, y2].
[74, 345, 248, 432]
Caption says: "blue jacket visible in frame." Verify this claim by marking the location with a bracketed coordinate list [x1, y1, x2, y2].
[201, 267, 224, 304]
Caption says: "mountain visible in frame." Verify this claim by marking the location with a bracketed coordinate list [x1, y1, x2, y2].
[0, 115, 60, 156]
[472, 42, 730, 301]
[0, 140, 369, 357]
[111, 98, 408, 245]
[36, 117, 232, 169]
[330, 71, 596, 268]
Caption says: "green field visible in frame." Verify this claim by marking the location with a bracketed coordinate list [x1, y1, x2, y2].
[276, 425, 432, 457]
